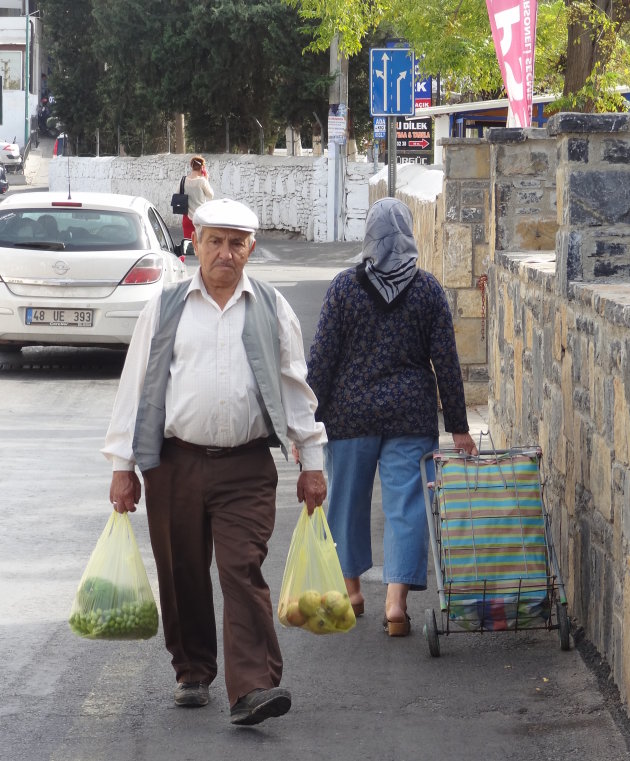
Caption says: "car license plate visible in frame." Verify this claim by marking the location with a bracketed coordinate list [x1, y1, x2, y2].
[26, 307, 93, 327]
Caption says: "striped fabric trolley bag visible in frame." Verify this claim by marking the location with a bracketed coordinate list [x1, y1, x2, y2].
[419, 440, 570, 657]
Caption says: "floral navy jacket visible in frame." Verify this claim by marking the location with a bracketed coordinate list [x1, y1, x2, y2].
[306, 264, 470, 441]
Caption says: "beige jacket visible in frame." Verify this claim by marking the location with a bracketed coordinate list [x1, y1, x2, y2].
[184, 175, 214, 219]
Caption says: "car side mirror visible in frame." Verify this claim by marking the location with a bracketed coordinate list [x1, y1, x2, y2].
[175, 238, 193, 259]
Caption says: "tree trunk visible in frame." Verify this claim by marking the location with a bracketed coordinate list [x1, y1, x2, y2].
[563, 0, 630, 98]
[174, 113, 186, 154]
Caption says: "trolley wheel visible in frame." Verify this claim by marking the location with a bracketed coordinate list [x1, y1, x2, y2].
[557, 603, 571, 651]
[424, 608, 440, 657]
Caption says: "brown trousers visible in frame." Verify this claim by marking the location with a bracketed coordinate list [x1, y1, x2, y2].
[143, 438, 282, 707]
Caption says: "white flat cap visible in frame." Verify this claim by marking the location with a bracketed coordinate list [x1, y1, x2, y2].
[193, 198, 259, 233]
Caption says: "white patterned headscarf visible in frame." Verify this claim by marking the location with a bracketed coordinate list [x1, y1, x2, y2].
[361, 198, 418, 305]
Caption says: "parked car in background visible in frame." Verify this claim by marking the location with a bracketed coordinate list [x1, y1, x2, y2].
[0, 138, 23, 173]
[0, 165, 8, 194]
[0, 192, 189, 349]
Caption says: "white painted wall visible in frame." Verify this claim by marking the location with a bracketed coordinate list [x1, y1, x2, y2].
[48, 152, 377, 242]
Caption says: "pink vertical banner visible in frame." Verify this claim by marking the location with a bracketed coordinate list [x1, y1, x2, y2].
[486, 0, 537, 127]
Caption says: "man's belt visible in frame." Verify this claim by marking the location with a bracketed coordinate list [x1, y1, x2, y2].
[167, 436, 269, 458]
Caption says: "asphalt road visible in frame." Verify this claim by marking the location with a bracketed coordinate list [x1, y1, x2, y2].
[1, 243, 630, 761]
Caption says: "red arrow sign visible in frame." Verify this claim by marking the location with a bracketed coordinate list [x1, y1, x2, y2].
[409, 139, 429, 148]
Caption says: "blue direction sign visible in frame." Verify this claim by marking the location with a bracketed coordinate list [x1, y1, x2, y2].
[373, 116, 387, 140]
[370, 48, 415, 116]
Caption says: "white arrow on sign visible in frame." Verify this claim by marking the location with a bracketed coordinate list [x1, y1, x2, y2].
[375, 52, 389, 109]
[396, 70, 407, 112]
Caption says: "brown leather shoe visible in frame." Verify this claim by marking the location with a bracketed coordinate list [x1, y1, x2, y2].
[174, 681, 209, 707]
[230, 687, 291, 726]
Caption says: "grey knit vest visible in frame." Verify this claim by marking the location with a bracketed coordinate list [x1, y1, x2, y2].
[132, 277, 289, 472]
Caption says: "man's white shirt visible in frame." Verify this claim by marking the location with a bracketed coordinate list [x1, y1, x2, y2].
[102, 268, 326, 472]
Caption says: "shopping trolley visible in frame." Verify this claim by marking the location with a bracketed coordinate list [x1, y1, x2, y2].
[420, 440, 570, 657]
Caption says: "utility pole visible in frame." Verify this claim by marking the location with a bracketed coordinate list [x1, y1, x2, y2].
[327, 34, 348, 242]
[24, 0, 29, 149]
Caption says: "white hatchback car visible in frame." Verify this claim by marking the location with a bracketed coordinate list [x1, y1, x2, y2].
[0, 192, 189, 349]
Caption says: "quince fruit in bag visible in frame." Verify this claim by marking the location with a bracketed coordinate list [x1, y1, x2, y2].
[298, 589, 321, 617]
[304, 609, 338, 635]
[321, 590, 350, 618]
[285, 600, 307, 627]
[335, 607, 356, 631]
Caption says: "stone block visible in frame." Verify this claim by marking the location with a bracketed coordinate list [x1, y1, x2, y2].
[614, 376, 630, 463]
[622, 573, 630, 703]
[461, 184, 488, 206]
[513, 218, 558, 250]
[513, 334, 523, 422]
[568, 138, 589, 163]
[443, 224, 473, 286]
[444, 143, 490, 180]
[582, 235, 630, 281]
[444, 181, 459, 221]
[344, 216, 365, 241]
[516, 188, 544, 206]
[590, 434, 613, 521]
[463, 381, 489, 406]
[568, 171, 630, 226]
[473, 223, 487, 245]
[473, 243, 490, 277]
[602, 139, 630, 164]
[452, 318, 487, 364]
[461, 206, 484, 222]
[550, 385, 567, 475]
[346, 182, 369, 214]
[548, 113, 630, 135]
[454, 287, 484, 318]
[496, 144, 554, 176]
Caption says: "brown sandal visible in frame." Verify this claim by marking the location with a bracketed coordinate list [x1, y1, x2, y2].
[383, 613, 411, 637]
[351, 600, 365, 617]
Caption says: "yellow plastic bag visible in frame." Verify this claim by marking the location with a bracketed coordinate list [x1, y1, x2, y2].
[278, 505, 356, 635]
[68, 511, 159, 640]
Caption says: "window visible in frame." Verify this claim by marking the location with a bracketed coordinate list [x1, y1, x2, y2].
[0, 208, 145, 250]
[148, 208, 174, 253]
[0, 51, 22, 90]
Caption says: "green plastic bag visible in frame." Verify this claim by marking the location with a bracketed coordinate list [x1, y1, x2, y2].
[278, 505, 356, 635]
[69, 511, 159, 640]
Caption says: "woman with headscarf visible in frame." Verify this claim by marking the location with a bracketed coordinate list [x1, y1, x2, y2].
[306, 198, 477, 636]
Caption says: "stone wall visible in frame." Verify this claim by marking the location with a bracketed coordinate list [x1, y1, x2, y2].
[48, 153, 375, 243]
[488, 113, 630, 709]
[487, 127, 558, 253]
[441, 139, 491, 405]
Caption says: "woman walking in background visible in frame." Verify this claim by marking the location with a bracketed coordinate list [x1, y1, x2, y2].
[182, 155, 214, 239]
[307, 198, 477, 637]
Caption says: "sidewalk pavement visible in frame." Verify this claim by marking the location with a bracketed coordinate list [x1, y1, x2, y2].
[6, 135, 55, 192]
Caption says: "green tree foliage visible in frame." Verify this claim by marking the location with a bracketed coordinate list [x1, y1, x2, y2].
[288, 0, 630, 111]
[38, 0, 102, 143]
[39, 0, 331, 155]
[553, 0, 630, 112]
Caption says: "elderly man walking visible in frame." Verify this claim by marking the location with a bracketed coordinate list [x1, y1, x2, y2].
[102, 198, 327, 726]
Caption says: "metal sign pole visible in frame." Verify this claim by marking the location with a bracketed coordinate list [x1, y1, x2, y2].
[387, 116, 396, 197]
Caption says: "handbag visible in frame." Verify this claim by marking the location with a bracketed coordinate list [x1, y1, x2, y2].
[68, 511, 159, 640]
[170, 176, 188, 215]
[277, 505, 356, 635]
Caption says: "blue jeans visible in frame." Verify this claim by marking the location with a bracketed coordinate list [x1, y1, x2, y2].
[324, 435, 438, 589]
